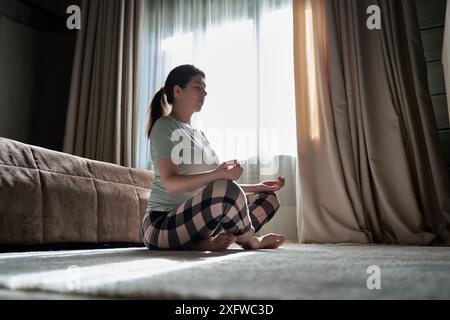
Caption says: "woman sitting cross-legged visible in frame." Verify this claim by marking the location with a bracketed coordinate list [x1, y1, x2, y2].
[142, 64, 286, 251]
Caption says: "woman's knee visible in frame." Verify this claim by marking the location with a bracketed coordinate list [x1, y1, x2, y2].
[207, 179, 244, 196]
[205, 179, 247, 209]
[264, 191, 281, 212]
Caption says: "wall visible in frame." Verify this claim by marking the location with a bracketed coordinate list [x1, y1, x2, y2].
[0, 12, 36, 144]
[24, 0, 79, 15]
[0, 0, 76, 151]
[416, 0, 450, 177]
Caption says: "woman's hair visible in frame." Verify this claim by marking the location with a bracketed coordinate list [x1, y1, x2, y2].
[146, 64, 205, 138]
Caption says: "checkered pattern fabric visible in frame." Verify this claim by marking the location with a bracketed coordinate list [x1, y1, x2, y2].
[142, 180, 280, 250]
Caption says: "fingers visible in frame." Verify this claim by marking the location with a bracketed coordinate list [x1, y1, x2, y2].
[220, 162, 228, 169]
[225, 163, 243, 180]
[266, 177, 284, 191]
[225, 160, 242, 171]
[230, 163, 243, 172]
[277, 176, 285, 187]
[262, 182, 280, 191]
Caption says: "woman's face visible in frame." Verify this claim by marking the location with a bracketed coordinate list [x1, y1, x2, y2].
[175, 74, 207, 112]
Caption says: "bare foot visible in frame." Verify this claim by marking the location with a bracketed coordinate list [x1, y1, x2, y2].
[240, 234, 285, 250]
[196, 233, 237, 251]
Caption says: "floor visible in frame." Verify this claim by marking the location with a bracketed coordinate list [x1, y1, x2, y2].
[0, 243, 449, 299]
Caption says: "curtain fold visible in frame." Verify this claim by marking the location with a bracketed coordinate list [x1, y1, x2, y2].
[293, 0, 450, 244]
[63, 0, 144, 167]
[445, 3, 450, 121]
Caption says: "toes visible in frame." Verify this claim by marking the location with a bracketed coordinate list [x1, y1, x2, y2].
[262, 234, 285, 249]
[225, 234, 237, 242]
[221, 234, 237, 244]
[210, 234, 236, 251]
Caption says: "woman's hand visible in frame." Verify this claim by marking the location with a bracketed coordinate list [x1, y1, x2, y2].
[214, 161, 244, 181]
[253, 176, 286, 192]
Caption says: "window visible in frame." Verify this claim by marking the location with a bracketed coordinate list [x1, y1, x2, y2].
[138, 0, 296, 178]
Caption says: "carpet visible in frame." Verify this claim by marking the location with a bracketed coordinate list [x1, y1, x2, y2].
[0, 243, 449, 299]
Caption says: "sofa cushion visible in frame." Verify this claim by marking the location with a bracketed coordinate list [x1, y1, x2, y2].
[0, 137, 36, 169]
[0, 166, 42, 244]
[0, 137, 153, 245]
[95, 179, 140, 242]
[40, 172, 98, 243]
[33, 145, 92, 178]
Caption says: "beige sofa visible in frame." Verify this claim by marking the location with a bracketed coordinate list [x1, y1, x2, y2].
[0, 137, 153, 245]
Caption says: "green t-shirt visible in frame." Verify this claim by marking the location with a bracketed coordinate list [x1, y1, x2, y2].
[146, 116, 220, 212]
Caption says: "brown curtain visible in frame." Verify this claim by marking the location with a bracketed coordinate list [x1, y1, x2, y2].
[293, 0, 450, 244]
[444, 2, 450, 116]
[63, 0, 144, 167]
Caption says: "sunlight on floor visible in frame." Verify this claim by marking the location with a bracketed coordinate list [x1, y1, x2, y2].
[0, 250, 257, 292]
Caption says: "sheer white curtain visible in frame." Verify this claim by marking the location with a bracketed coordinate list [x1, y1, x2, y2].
[137, 0, 299, 241]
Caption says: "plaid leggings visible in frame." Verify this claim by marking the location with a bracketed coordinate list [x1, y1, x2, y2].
[142, 180, 280, 250]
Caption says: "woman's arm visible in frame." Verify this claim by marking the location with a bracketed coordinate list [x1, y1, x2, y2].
[238, 184, 259, 193]
[238, 177, 286, 193]
[157, 159, 244, 193]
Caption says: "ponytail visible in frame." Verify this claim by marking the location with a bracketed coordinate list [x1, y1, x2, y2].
[146, 65, 205, 139]
[147, 89, 169, 138]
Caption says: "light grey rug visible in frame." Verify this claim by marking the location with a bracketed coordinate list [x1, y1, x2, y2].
[0, 243, 449, 299]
